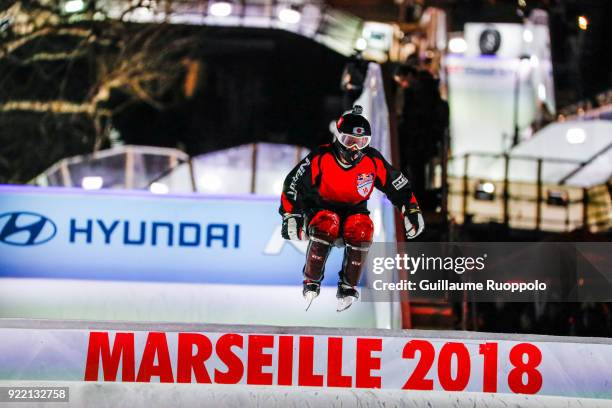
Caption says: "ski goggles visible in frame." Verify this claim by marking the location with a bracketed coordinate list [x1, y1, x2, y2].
[337, 133, 371, 150]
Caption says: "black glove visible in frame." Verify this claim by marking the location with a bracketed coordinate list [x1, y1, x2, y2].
[403, 204, 425, 239]
[281, 213, 307, 241]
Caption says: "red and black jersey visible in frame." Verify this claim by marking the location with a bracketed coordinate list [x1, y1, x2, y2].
[279, 144, 418, 216]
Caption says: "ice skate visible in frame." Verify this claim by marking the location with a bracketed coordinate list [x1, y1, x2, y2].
[303, 280, 320, 311]
[336, 282, 359, 312]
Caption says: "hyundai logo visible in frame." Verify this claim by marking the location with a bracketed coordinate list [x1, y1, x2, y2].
[0, 212, 57, 246]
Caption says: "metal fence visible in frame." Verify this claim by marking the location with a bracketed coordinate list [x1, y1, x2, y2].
[446, 152, 611, 232]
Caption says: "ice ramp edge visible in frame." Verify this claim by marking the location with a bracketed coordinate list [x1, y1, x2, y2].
[2, 318, 612, 344]
[1, 319, 612, 404]
[0, 381, 611, 408]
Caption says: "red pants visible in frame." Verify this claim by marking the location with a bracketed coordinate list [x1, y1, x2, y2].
[303, 210, 374, 286]
[307, 210, 374, 245]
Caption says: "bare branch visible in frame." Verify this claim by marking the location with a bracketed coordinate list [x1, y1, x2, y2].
[0, 0, 200, 161]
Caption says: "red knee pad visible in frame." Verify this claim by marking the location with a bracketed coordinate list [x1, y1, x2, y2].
[342, 214, 374, 245]
[308, 210, 341, 242]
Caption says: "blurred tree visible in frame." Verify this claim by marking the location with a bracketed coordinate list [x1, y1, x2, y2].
[0, 0, 200, 182]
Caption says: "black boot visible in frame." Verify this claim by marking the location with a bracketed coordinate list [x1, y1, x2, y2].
[336, 281, 359, 299]
[303, 279, 321, 311]
[303, 280, 321, 298]
[336, 280, 359, 312]
[336, 243, 369, 312]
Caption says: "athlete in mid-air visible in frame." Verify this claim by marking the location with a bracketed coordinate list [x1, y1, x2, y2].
[279, 106, 424, 312]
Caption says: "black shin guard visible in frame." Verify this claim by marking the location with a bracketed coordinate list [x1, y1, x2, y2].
[303, 237, 332, 282]
[339, 243, 370, 287]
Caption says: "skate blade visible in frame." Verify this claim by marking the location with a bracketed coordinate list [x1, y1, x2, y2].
[336, 296, 357, 312]
[304, 291, 318, 311]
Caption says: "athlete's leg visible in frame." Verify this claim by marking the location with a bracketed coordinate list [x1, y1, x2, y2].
[340, 213, 374, 286]
[303, 209, 341, 282]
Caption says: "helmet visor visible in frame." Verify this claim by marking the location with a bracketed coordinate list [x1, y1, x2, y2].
[337, 133, 371, 150]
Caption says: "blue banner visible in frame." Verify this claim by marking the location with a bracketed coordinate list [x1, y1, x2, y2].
[0, 186, 352, 286]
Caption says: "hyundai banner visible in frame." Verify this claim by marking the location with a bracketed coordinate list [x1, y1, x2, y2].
[0, 185, 397, 328]
[0, 185, 339, 284]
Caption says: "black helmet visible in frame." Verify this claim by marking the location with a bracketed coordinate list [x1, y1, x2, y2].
[333, 105, 372, 165]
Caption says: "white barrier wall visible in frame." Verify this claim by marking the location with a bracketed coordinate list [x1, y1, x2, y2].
[1, 320, 611, 401]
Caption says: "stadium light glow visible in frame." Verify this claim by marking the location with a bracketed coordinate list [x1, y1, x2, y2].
[481, 182, 495, 194]
[63, 0, 85, 13]
[474, 181, 495, 201]
[578, 16, 588, 31]
[81, 176, 103, 190]
[278, 7, 301, 24]
[523, 29, 533, 43]
[149, 182, 169, 194]
[566, 128, 586, 144]
[209, 2, 233, 17]
[448, 37, 467, 54]
[355, 37, 368, 51]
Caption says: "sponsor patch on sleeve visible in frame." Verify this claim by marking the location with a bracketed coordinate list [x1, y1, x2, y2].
[392, 174, 408, 190]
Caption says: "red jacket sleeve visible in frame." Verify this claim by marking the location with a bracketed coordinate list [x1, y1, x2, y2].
[370, 148, 419, 213]
[279, 152, 318, 215]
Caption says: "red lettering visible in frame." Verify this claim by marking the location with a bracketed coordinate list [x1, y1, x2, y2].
[136, 332, 174, 383]
[327, 337, 351, 388]
[247, 335, 274, 385]
[84, 332, 135, 382]
[277, 336, 293, 386]
[298, 336, 323, 386]
[356, 338, 382, 388]
[438, 342, 470, 391]
[479, 343, 498, 392]
[402, 340, 434, 390]
[508, 343, 543, 394]
[177, 333, 213, 383]
[214, 334, 244, 384]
